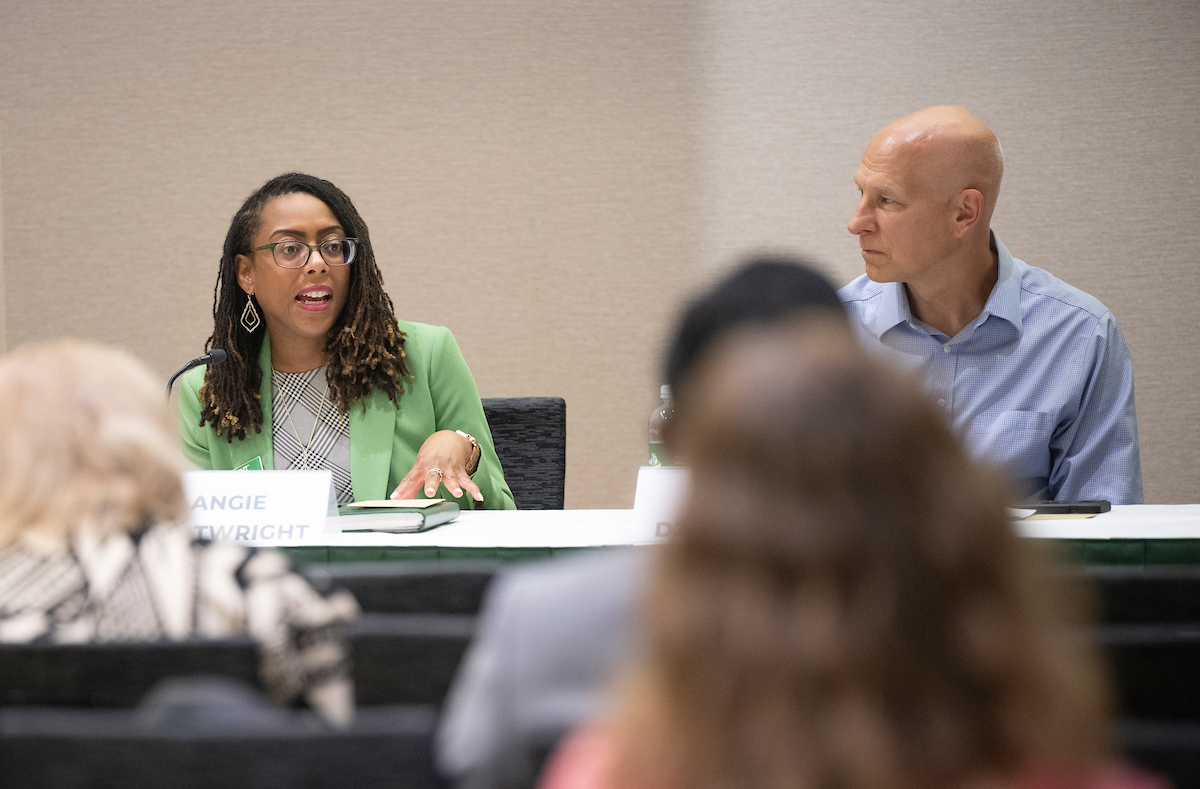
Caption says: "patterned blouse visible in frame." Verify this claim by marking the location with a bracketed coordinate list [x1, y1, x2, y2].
[272, 367, 354, 504]
[0, 521, 359, 726]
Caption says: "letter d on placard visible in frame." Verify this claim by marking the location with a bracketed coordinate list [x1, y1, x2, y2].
[631, 466, 689, 543]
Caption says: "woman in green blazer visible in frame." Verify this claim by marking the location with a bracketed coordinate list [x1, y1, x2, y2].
[178, 173, 514, 510]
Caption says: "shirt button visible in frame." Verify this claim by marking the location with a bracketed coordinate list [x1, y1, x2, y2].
[937, 399, 946, 407]
[943, 345, 951, 353]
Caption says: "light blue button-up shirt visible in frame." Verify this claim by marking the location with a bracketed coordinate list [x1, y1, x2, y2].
[838, 233, 1143, 504]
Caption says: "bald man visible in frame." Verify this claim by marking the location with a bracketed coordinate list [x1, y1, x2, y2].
[840, 106, 1142, 504]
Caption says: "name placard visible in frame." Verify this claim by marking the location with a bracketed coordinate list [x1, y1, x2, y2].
[630, 466, 689, 543]
[184, 470, 333, 544]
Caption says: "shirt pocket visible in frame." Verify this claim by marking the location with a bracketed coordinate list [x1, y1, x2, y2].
[967, 410, 1055, 487]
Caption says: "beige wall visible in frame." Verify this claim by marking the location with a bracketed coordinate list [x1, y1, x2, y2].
[1, 1, 1196, 505]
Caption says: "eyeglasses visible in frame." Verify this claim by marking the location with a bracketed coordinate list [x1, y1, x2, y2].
[249, 238, 358, 269]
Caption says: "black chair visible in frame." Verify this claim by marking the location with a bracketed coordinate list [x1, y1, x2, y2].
[302, 563, 490, 705]
[1068, 567, 1200, 787]
[1120, 720, 1200, 789]
[305, 560, 501, 615]
[1082, 566, 1200, 624]
[0, 619, 473, 787]
[0, 613, 478, 710]
[481, 397, 566, 509]
[350, 613, 476, 706]
[0, 639, 261, 708]
[1097, 624, 1200, 720]
[0, 704, 443, 789]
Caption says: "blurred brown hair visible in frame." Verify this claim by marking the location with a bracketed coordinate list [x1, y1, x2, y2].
[0, 340, 186, 545]
[613, 317, 1110, 789]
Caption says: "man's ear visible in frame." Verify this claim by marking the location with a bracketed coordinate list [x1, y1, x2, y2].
[952, 189, 984, 238]
[235, 254, 255, 295]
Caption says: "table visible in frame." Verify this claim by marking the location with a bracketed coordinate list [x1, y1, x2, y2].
[269, 505, 1200, 568]
[1017, 504, 1200, 566]
[276, 509, 640, 565]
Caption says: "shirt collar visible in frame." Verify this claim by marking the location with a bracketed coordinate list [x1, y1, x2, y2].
[983, 232, 1022, 335]
[870, 231, 1021, 339]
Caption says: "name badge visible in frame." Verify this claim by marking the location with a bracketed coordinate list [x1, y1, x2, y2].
[184, 470, 333, 545]
[630, 466, 689, 542]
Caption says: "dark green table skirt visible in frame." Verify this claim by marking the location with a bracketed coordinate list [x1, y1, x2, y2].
[1042, 539, 1200, 566]
[279, 545, 609, 566]
[279, 539, 1200, 568]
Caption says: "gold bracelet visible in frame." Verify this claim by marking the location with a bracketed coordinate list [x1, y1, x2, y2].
[456, 430, 481, 475]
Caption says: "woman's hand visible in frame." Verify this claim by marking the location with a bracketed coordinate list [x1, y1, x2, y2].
[390, 430, 483, 502]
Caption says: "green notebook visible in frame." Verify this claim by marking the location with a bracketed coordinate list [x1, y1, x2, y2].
[336, 501, 460, 533]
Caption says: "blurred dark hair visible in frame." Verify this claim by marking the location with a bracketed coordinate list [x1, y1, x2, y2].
[615, 318, 1110, 789]
[664, 256, 845, 397]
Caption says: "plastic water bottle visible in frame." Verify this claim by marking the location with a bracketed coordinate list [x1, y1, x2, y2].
[648, 385, 674, 466]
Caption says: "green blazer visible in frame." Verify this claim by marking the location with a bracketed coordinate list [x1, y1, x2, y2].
[178, 321, 516, 510]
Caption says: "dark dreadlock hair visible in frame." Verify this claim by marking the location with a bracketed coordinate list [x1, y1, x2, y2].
[199, 173, 409, 441]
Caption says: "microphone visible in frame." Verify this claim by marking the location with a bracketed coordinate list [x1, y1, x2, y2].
[167, 349, 227, 396]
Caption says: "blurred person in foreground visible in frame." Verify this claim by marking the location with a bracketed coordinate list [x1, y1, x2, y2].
[0, 340, 358, 727]
[540, 318, 1165, 789]
[437, 257, 846, 789]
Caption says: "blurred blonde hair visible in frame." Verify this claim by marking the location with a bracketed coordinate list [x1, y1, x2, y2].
[613, 317, 1110, 789]
[0, 340, 186, 545]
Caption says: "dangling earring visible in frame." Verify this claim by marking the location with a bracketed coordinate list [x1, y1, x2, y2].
[241, 294, 262, 333]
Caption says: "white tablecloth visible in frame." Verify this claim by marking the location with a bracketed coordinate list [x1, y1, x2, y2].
[1015, 504, 1200, 540]
[241, 505, 1200, 549]
[245, 508, 637, 549]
